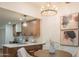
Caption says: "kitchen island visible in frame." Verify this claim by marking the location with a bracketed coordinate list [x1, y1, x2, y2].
[3, 42, 44, 57]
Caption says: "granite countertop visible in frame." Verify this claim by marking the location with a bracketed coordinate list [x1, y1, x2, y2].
[3, 42, 45, 48]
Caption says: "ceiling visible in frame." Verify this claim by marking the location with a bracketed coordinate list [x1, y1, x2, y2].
[26, 2, 79, 8]
[0, 2, 79, 27]
[0, 7, 35, 27]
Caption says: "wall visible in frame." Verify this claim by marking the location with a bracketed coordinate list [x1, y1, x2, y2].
[39, 4, 79, 55]
[39, 16, 60, 50]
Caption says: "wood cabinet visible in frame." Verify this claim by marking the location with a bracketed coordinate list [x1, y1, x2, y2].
[32, 19, 40, 37]
[3, 44, 43, 57]
[22, 19, 40, 37]
[13, 19, 40, 37]
[22, 22, 33, 36]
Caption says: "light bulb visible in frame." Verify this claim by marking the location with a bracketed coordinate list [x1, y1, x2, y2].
[33, 21, 36, 24]
[19, 18, 23, 21]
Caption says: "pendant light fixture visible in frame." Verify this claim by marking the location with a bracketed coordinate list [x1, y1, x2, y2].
[20, 15, 28, 27]
[23, 22, 27, 27]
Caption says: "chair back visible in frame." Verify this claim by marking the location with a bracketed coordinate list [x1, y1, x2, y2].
[17, 47, 32, 57]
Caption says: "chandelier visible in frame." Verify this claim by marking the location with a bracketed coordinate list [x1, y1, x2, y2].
[41, 3, 57, 16]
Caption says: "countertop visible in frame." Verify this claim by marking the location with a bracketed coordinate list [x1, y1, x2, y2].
[3, 42, 45, 48]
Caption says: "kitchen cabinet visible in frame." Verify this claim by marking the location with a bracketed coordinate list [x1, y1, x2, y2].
[22, 19, 40, 37]
[22, 22, 33, 36]
[3, 43, 43, 57]
[32, 19, 40, 37]
[13, 19, 40, 37]
[13, 23, 22, 36]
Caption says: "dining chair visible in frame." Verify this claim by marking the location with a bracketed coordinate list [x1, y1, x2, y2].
[17, 47, 32, 57]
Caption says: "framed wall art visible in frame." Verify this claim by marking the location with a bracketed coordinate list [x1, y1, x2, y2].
[60, 13, 79, 46]
[60, 13, 79, 30]
[60, 29, 79, 46]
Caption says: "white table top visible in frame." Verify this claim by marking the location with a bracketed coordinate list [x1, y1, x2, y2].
[3, 42, 45, 48]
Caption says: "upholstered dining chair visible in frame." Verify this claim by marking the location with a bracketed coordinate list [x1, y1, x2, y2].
[17, 47, 32, 57]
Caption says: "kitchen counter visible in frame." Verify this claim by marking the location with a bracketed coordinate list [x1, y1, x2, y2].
[3, 42, 45, 48]
[3, 42, 44, 57]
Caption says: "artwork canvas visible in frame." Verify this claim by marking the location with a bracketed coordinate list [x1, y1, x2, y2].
[60, 13, 79, 46]
[61, 13, 79, 29]
[60, 30, 78, 46]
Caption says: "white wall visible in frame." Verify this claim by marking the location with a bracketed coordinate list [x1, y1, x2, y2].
[39, 4, 79, 55]
[5, 24, 14, 44]
[39, 16, 60, 49]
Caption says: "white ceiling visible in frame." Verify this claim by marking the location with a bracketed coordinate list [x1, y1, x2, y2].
[0, 2, 79, 27]
[26, 2, 79, 8]
[30, 2, 79, 9]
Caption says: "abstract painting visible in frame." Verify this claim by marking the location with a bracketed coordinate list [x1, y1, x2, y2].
[61, 13, 79, 29]
[60, 30, 78, 46]
[60, 13, 79, 46]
